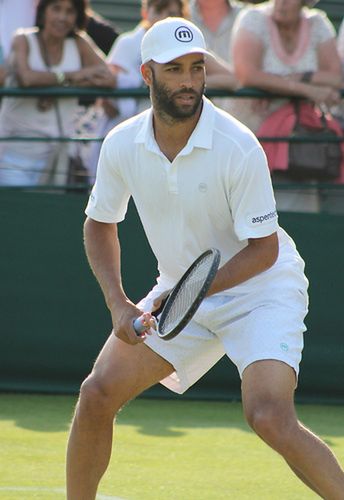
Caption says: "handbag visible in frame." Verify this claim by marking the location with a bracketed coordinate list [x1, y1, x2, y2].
[288, 102, 342, 181]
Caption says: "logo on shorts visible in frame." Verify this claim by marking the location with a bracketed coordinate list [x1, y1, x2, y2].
[175, 26, 194, 43]
[280, 342, 289, 352]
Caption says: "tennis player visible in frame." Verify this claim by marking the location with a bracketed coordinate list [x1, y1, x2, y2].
[66, 17, 344, 499]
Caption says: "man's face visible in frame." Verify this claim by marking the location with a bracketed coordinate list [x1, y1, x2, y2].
[148, 53, 206, 120]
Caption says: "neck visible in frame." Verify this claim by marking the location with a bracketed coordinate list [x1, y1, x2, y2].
[152, 104, 202, 162]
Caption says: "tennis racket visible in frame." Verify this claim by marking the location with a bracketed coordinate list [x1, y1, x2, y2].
[133, 248, 221, 341]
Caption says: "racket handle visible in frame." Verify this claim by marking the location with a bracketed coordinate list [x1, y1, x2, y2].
[133, 314, 157, 336]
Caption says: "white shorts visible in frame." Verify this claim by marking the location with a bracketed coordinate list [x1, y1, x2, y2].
[140, 268, 309, 394]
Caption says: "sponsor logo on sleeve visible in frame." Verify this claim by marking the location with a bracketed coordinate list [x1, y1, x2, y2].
[248, 210, 278, 226]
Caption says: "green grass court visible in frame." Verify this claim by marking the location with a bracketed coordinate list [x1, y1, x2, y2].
[0, 394, 343, 499]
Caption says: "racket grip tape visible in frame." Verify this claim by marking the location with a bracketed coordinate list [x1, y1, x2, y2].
[133, 316, 146, 335]
[133, 315, 157, 336]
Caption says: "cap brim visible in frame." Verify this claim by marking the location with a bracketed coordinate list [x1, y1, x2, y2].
[143, 47, 210, 65]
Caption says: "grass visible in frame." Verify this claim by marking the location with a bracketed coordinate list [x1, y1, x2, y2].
[0, 394, 343, 499]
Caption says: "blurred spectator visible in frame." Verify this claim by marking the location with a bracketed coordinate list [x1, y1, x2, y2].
[190, 0, 244, 64]
[85, 2, 120, 55]
[0, 0, 116, 187]
[229, 0, 342, 131]
[78, 2, 121, 110]
[190, 0, 243, 112]
[229, 0, 343, 212]
[0, 0, 37, 85]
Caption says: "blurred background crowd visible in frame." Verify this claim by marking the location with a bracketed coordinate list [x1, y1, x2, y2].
[0, 0, 343, 212]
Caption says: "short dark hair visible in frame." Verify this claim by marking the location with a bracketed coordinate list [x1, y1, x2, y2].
[35, 0, 88, 34]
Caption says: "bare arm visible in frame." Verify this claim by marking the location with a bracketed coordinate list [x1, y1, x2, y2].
[13, 33, 116, 88]
[83, 217, 145, 345]
[208, 233, 279, 295]
[232, 29, 342, 107]
[205, 53, 238, 90]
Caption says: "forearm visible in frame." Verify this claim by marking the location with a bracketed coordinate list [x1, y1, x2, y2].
[83, 217, 149, 344]
[237, 69, 311, 97]
[306, 70, 343, 90]
[208, 233, 279, 295]
[83, 218, 127, 311]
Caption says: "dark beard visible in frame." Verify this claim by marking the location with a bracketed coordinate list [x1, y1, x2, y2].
[150, 70, 204, 121]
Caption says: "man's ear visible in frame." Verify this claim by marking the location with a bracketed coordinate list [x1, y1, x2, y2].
[141, 63, 153, 86]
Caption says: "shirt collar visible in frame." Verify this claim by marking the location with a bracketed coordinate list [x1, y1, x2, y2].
[134, 96, 215, 155]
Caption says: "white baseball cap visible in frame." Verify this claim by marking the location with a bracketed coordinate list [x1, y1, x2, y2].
[141, 17, 210, 65]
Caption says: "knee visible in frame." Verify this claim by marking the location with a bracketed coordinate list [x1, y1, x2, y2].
[77, 374, 121, 420]
[244, 402, 297, 449]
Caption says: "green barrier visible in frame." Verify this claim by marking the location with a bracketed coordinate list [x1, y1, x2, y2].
[0, 189, 343, 403]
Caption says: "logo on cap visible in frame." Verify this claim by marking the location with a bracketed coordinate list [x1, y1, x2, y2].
[175, 26, 193, 43]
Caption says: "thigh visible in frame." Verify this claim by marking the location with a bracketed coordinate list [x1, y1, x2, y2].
[89, 331, 175, 405]
[241, 360, 297, 416]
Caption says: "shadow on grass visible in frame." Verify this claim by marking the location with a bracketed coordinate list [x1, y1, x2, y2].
[1, 394, 343, 443]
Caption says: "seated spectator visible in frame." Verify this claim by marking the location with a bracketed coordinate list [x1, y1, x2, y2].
[230, 0, 342, 131]
[228, 0, 343, 212]
[0, 0, 116, 187]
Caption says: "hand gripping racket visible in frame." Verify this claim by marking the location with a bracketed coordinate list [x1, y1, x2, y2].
[133, 248, 221, 341]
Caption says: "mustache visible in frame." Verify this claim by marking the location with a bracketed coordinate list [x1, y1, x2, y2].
[172, 88, 200, 97]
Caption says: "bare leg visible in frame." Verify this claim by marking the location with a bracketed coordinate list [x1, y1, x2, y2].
[66, 332, 174, 500]
[242, 360, 344, 499]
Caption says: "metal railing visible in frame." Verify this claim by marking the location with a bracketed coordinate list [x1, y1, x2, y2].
[0, 86, 343, 212]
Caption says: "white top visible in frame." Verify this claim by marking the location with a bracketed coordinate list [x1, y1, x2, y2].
[0, 0, 35, 59]
[86, 97, 303, 294]
[0, 29, 81, 139]
[0, 28, 82, 184]
[227, 2, 336, 131]
[107, 24, 149, 117]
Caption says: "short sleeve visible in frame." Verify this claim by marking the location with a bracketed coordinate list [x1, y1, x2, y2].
[310, 9, 336, 44]
[230, 146, 278, 241]
[85, 134, 131, 223]
[107, 28, 142, 74]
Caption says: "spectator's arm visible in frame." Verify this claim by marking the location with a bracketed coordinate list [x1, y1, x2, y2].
[13, 33, 62, 87]
[12, 32, 116, 89]
[64, 34, 116, 88]
[232, 28, 341, 107]
[205, 53, 238, 90]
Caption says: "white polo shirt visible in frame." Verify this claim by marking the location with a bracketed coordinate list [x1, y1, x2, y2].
[86, 97, 303, 293]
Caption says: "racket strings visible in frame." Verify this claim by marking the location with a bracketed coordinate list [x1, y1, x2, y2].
[159, 255, 214, 334]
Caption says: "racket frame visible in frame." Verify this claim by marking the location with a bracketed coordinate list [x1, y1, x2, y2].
[157, 248, 221, 340]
